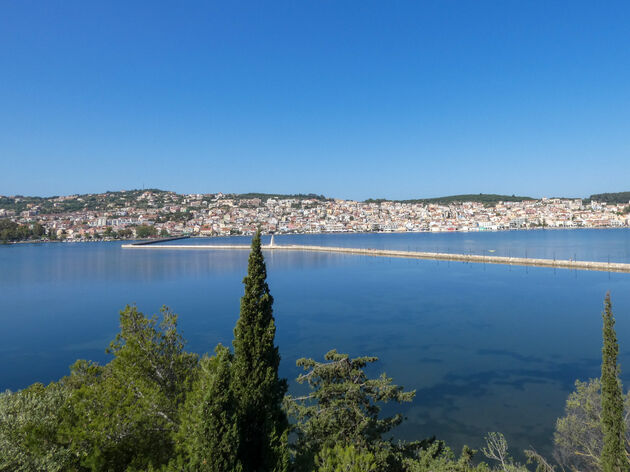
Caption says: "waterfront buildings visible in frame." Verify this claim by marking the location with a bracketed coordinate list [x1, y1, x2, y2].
[1, 191, 629, 241]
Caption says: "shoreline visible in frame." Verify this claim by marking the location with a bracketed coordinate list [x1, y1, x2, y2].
[3, 225, 629, 246]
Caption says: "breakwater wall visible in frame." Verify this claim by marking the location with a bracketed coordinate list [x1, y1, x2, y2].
[129, 236, 190, 246]
[120, 243, 630, 273]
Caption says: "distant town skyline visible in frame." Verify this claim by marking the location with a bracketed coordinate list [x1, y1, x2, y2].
[2, 189, 629, 245]
[2, 1, 630, 199]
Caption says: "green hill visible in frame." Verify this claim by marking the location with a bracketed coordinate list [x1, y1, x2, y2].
[588, 191, 630, 204]
[365, 193, 535, 205]
[0, 189, 177, 214]
[228, 192, 330, 201]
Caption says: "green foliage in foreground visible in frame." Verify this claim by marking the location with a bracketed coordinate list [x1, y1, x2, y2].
[601, 294, 628, 472]
[231, 230, 289, 471]
[65, 306, 198, 470]
[0, 382, 75, 471]
[0, 305, 200, 471]
[553, 294, 630, 472]
[408, 442, 494, 472]
[285, 349, 418, 470]
[555, 378, 604, 471]
[555, 378, 630, 472]
[176, 345, 241, 471]
[315, 444, 377, 472]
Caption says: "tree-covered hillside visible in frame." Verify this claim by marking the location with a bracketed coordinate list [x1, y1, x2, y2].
[0, 190, 332, 216]
[588, 191, 630, 204]
[227, 193, 331, 202]
[0, 189, 178, 214]
[365, 194, 535, 205]
[0, 220, 45, 242]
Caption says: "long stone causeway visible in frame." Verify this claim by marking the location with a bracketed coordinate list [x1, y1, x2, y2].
[121, 242, 630, 273]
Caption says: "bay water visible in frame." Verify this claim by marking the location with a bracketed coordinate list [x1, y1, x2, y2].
[2, 229, 630, 457]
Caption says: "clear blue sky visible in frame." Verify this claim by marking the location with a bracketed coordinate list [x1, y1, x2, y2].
[1, 1, 629, 200]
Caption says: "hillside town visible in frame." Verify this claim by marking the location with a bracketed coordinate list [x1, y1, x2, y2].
[1, 190, 629, 241]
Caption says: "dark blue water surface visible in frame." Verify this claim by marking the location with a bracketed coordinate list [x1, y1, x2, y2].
[2, 229, 630, 457]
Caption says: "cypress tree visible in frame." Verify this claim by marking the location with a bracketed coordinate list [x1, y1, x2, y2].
[601, 292, 628, 472]
[232, 230, 289, 472]
[180, 345, 242, 471]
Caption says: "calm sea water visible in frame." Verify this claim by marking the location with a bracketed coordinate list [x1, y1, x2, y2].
[165, 228, 630, 263]
[2, 229, 630, 457]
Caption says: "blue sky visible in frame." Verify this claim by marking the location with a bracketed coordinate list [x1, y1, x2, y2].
[1, 1, 629, 200]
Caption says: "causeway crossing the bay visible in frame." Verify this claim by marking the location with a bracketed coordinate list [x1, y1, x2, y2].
[122, 240, 630, 273]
